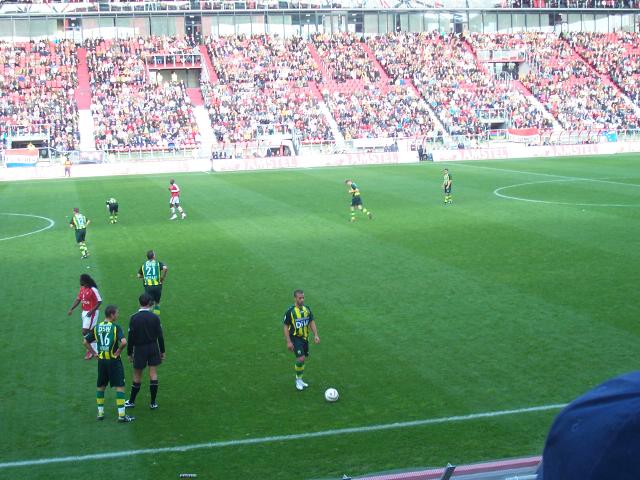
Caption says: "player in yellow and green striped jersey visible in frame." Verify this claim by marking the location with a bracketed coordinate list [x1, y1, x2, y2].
[283, 289, 320, 391]
[138, 250, 168, 316]
[69, 207, 90, 258]
[443, 168, 453, 205]
[83, 305, 134, 422]
[106, 198, 119, 224]
[345, 179, 373, 222]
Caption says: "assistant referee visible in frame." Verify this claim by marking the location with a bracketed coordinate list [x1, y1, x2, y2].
[125, 293, 165, 410]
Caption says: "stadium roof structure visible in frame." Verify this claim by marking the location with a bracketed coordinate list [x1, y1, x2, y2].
[6, 0, 637, 15]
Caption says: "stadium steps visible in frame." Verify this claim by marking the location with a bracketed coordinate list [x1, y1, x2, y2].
[307, 43, 330, 80]
[186, 87, 205, 107]
[192, 105, 216, 157]
[308, 80, 324, 101]
[305, 42, 345, 146]
[74, 48, 92, 110]
[75, 49, 97, 152]
[569, 46, 640, 120]
[361, 42, 390, 84]
[198, 45, 219, 83]
[78, 110, 97, 152]
[405, 79, 451, 143]
[512, 80, 562, 131]
[318, 99, 346, 150]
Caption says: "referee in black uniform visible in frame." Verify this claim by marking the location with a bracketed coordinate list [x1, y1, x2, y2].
[125, 293, 165, 410]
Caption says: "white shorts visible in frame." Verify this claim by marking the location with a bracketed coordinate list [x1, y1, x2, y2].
[81, 310, 99, 330]
[170, 196, 181, 206]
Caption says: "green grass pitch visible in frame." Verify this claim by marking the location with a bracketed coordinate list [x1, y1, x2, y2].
[1, 154, 639, 479]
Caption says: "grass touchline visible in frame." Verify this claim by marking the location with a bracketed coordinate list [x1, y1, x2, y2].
[0, 402, 567, 470]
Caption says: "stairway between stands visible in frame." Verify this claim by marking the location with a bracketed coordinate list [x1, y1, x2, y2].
[75, 48, 97, 152]
[198, 45, 219, 83]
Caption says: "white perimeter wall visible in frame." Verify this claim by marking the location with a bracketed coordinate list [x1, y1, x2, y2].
[0, 152, 419, 181]
[432, 141, 640, 162]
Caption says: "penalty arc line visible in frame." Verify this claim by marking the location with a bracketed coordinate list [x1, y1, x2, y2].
[494, 179, 640, 207]
[0, 403, 567, 470]
[0, 213, 55, 242]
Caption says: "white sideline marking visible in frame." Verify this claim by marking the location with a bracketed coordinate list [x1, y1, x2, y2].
[0, 213, 55, 241]
[455, 162, 640, 188]
[0, 403, 566, 470]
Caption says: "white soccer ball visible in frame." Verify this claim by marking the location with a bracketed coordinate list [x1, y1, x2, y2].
[324, 387, 339, 402]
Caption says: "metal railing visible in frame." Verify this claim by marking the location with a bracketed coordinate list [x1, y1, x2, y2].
[19, 127, 638, 166]
[1, 1, 639, 14]
[476, 49, 527, 64]
[104, 146, 202, 162]
[145, 52, 202, 69]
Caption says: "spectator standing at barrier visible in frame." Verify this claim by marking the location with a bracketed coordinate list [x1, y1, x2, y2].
[64, 156, 72, 177]
[537, 370, 640, 479]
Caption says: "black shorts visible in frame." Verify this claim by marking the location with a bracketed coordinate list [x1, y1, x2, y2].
[292, 337, 309, 358]
[97, 359, 125, 388]
[108, 204, 119, 213]
[75, 229, 86, 243]
[351, 197, 363, 207]
[144, 285, 163, 304]
[133, 343, 162, 370]
[444, 186, 452, 194]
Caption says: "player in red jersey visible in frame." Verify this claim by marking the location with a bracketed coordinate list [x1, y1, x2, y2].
[68, 274, 103, 359]
[168, 179, 187, 220]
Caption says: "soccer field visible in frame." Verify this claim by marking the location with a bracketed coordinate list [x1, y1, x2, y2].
[1, 154, 639, 480]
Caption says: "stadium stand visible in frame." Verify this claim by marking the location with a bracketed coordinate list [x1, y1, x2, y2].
[568, 32, 640, 109]
[0, 39, 79, 152]
[322, 84, 434, 140]
[85, 37, 200, 151]
[202, 81, 332, 145]
[369, 32, 552, 137]
[309, 33, 436, 141]
[203, 35, 332, 145]
[467, 32, 639, 131]
[311, 33, 381, 84]
[1, 31, 639, 156]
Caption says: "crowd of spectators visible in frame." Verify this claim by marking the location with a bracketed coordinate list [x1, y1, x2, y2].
[143, 35, 201, 67]
[85, 37, 199, 150]
[568, 32, 640, 109]
[206, 34, 322, 86]
[369, 32, 551, 135]
[467, 32, 638, 131]
[1, 32, 638, 154]
[323, 85, 434, 140]
[312, 33, 380, 84]
[202, 34, 330, 143]
[367, 32, 427, 82]
[203, 82, 332, 144]
[0, 39, 79, 152]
